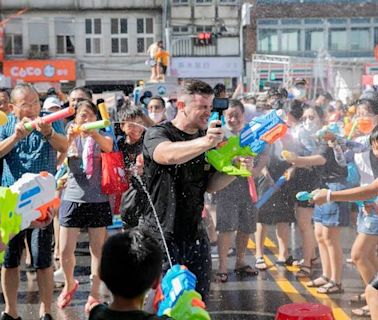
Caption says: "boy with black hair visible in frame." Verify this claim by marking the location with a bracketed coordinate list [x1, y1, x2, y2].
[89, 228, 171, 320]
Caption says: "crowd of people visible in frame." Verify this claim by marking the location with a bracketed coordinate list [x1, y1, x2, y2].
[0, 77, 377, 320]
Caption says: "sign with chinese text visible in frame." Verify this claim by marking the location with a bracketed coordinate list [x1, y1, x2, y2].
[171, 57, 242, 78]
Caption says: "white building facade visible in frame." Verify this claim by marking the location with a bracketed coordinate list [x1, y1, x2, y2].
[1, 0, 163, 91]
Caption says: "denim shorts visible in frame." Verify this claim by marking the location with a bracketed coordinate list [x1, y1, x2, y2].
[3, 223, 53, 269]
[356, 208, 378, 235]
[313, 182, 350, 227]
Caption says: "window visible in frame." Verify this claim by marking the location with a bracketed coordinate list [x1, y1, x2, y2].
[55, 18, 75, 54]
[29, 21, 49, 57]
[219, 0, 237, 3]
[111, 18, 128, 54]
[305, 29, 323, 51]
[136, 18, 154, 53]
[350, 28, 370, 51]
[304, 18, 322, 25]
[196, 26, 213, 32]
[329, 28, 347, 51]
[281, 29, 300, 51]
[85, 18, 102, 54]
[281, 19, 301, 25]
[196, 0, 212, 3]
[375, 27, 378, 45]
[5, 34, 23, 55]
[258, 19, 278, 25]
[172, 0, 188, 3]
[57, 35, 75, 54]
[172, 26, 189, 34]
[258, 29, 278, 52]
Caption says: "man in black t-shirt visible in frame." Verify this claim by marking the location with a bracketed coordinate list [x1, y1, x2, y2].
[141, 80, 236, 301]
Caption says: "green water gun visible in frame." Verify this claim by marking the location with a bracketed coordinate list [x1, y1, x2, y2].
[169, 290, 211, 320]
[206, 135, 256, 177]
[0, 187, 23, 262]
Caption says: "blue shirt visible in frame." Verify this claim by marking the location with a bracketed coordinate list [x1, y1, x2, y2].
[0, 113, 65, 187]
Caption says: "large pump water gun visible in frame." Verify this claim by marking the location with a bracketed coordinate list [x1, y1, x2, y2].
[296, 190, 377, 208]
[0, 172, 60, 262]
[154, 265, 210, 320]
[206, 110, 288, 177]
[24, 107, 75, 131]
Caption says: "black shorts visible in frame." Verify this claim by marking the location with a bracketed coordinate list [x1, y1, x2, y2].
[3, 223, 53, 269]
[291, 168, 318, 208]
[59, 200, 112, 228]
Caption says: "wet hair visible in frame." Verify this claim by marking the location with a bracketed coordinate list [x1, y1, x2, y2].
[0, 88, 10, 99]
[100, 227, 163, 299]
[180, 79, 213, 96]
[369, 125, 378, 145]
[76, 99, 98, 118]
[316, 91, 333, 101]
[358, 99, 378, 116]
[68, 86, 93, 100]
[229, 99, 244, 113]
[178, 79, 213, 102]
[118, 105, 144, 122]
[303, 105, 325, 121]
[213, 83, 226, 98]
[148, 96, 166, 109]
[10, 83, 39, 103]
[286, 100, 304, 121]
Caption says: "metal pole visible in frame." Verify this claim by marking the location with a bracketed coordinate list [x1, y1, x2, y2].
[239, 4, 244, 85]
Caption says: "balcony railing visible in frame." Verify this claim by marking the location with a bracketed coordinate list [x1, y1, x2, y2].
[172, 37, 216, 57]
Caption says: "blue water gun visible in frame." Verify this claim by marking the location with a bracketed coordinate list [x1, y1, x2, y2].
[155, 265, 210, 319]
[256, 174, 288, 209]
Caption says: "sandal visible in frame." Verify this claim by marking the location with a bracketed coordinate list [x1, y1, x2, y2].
[276, 255, 298, 267]
[316, 280, 344, 294]
[215, 272, 228, 283]
[351, 305, 370, 317]
[255, 257, 267, 270]
[57, 279, 79, 309]
[234, 265, 259, 277]
[350, 293, 366, 305]
[306, 275, 329, 288]
[295, 265, 311, 278]
[85, 295, 101, 314]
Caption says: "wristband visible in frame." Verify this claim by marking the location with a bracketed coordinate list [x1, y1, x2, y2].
[326, 189, 332, 203]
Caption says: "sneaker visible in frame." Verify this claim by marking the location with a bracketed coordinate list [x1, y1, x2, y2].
[1, 312, 22, 320]
[54, 268, 65, 284]
[39, 314, 53, 320]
